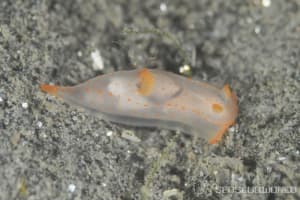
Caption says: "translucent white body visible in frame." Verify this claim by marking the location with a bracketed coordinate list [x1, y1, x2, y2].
[41, 68, 238, 144]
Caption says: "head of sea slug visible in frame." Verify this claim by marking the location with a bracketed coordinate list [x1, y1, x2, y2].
[207, 84, 238, 126]
[207, 84, 238, 144]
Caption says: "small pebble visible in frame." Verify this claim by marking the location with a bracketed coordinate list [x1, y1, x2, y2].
[72, 116, 78, 122]
[121, 130, 141, 143]
[254, 26, 261, 34]
[179, 64, 191, 74]
[160, 3, 167, 12]
[36, 121, 43, 128]
[40, 132, 47, 138]
[277, 156, 287, 161]
[91, 49, 104, 71]
[106, 131, 113, 137]
[21, 102, 28, 109]
[262, 0, 271, 7]
[68, 184, 76, 193]
[228, 126, 235, 132]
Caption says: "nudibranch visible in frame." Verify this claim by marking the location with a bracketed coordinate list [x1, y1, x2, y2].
[40, 68, 238, 144]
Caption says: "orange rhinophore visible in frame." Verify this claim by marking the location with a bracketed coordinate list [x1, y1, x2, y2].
[40, 68, 238, 144]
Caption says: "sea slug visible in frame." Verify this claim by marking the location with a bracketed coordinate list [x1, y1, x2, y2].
[40, 68, 238, 144]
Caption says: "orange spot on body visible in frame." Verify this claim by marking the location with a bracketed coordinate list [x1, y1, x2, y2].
[212, 103, 223, 113]
[137, 68, 155, 96]
[108, 91, 113, 96]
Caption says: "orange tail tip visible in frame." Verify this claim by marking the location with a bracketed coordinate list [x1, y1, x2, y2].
[40, 84, 59, 96]
[137, 68, 155, 96]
